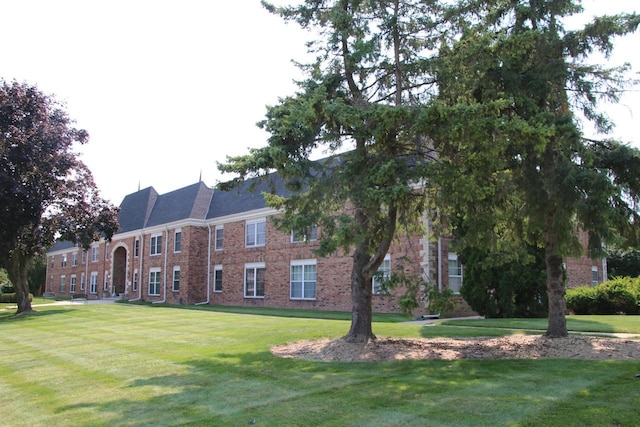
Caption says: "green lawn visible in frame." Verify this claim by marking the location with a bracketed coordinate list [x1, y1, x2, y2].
[1, 304, 639, 426]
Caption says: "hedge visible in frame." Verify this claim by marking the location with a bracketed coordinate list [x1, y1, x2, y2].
[0, 293, 34, 303]
[566, 277, 640, 315]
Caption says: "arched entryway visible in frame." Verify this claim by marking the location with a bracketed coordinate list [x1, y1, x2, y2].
[112, 246, 127, 296]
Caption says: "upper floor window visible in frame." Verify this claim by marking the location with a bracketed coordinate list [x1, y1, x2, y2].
[61, 254, 67, 268]
[91, 246, 99, 263]
[71, 252, 78, 267]
[215, 226, 224, 251]
[105, 243, 110, 261]
[50, 256, 55, 267]
[448, 253, 463, 294]
[174, 230, 182, 253]
[150, 234, 162, 256]
[246, 219, 266, 247]
[291, 227, 317, 243]
[81, 250, 87, 264]
[372, 255, 391, 295]
[134, 239, 140, 258]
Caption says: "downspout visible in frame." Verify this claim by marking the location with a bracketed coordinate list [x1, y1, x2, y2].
[128, 231, 144, 302]
[153, 227, 169, 304]
[195, 223, 212, 305]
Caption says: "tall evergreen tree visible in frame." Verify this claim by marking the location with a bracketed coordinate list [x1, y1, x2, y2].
[219, 0, 445, 342]
[428, 0, 640, 336]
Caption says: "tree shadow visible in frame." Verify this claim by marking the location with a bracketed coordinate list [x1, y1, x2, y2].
[0, 307, 71, 322]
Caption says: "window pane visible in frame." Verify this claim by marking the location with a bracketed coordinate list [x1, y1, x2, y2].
[291, 282, 302, 299]
[256, 268, 265, 296]
[303, 281, 316, 299]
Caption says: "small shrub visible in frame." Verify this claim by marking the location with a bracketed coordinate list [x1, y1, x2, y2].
[565, 286, 598, 314]
[0, 293, 34, 303]
[566, 277, 640, 315]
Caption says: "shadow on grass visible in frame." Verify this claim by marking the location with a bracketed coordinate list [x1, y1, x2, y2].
[0, 308, 70, 322]
[54, 346, 637, 426]
[435, 316, 640, 335]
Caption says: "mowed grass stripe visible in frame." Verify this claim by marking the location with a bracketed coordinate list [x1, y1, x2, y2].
[1, 304, 639, 426]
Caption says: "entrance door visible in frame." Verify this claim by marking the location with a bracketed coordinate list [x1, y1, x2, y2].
[112, 247, 127, 296]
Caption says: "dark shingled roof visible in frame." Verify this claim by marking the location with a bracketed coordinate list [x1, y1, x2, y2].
[145, 182, 213, 227]
[117, 186, 159, 233]
[207, 174, 289, 219]
[48, 240, 77, 252]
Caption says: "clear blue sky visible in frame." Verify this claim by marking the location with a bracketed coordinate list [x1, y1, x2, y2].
[2, 0, 638, 204]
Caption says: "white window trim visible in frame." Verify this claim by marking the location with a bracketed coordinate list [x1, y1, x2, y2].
[150, 233, 162, 256]
[149, 267, 162, 296]
[372, 254, 391, 295]
[244, 262, 266, 298]
[291, 227, 318, 243]
[290, 259, 317, 300]
[90, 272, 98, 294]
[70, 274, 77, 293]
[174, 229, 182, 253]
[448, 253, 463, 294]
[591, 266, 599, 285]
[245, 219, 266, 248]
[172, 266, 181, 292]
[213, 265, 223, 292]
[215, 225, 224, 251]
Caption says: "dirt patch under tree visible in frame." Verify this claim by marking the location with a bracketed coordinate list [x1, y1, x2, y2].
[272, 335, 640, 362]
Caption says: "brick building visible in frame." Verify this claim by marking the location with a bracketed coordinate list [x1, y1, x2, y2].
[45, 177, 605, 314]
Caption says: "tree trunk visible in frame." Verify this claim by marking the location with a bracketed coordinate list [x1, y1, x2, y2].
[7, 251, 35, 316]
[545, 237, 567, 337]
[343, 243, 376, 343]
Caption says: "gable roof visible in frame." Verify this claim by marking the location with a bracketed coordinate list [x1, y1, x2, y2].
[145, 181, 214, 228]
[117, 186, 159, 233]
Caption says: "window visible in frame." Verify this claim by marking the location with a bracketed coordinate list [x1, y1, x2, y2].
[133, 269, 138, 292]
[80, 273, 86, 291]
[292, 227, 317, 243]
[174, 230, 182, 253]
[149, 268, 161, 296]
[244, 263, 265, 298]
[245, 219, 266, 247]
[105, 243, 110, 261]
[134, 239, 140, 258]
[81, 250, 87, 265]
[104, 271, 109, 291]
[90, 272, 98, 294]
[61, 254, 67, 267]
[213, 265, 223, 292]
[448, 253, 463, 294]
[592, 267, 599, 285]
[290, 260, 316, 300]
[172, 266, 180, 292]
[60, 275, 66, 292]
[70, 275, 77, 293]
[71, 252, 78, 267]
[372, 255, 391, 294]
[215, 226, 224, 251]
[150, 234, 162, 256]
[91, 246, 99, 262]
[50, 256, 54, 267]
